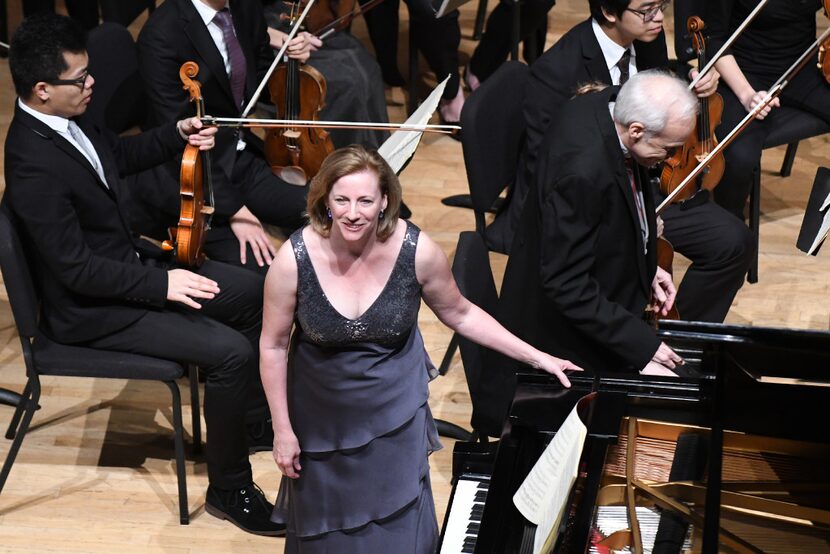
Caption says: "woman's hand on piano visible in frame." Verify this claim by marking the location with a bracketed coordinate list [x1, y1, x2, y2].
[274, 428, 302, 479]
[535, 354, 583, 388]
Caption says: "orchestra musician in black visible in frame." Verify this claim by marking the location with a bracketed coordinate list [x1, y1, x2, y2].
[133, 0, 308, 274]
[707, 0, 830, 220]
[3, 13, 282, 536]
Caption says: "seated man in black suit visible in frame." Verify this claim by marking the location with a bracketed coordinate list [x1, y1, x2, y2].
[132, 0, 310, 274]
[501, 70, 694, 380]
[494, 0, 752, 324]
[3, 14, 282, 536]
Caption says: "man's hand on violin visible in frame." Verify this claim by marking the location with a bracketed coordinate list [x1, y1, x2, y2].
[230, 205, 278, 267]
[688, 67, 720, 98]
[740, 89, 780, 120]
[176, 117, 217, 150]
[167, 269, 220, 309]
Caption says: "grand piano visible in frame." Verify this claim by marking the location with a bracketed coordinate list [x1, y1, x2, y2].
[439, 321, 830, 553]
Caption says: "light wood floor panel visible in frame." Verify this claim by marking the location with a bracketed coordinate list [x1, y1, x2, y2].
[0, 1, 828, 551]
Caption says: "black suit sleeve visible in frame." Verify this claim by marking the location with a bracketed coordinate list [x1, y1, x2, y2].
[5, 153, 168, 305]
[538, 174, 661, 370]
[104, 121, 185, 177]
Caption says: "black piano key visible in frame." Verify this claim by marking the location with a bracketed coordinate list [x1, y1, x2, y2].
[474, 491, 488, 502]
[467, 522, 480, 534]
[463, 537, 477, 547]
[461, 545, 475, 553]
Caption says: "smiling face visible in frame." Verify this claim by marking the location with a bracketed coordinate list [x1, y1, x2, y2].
[327, 169, 388, 242]
[601, 0, 666, 45]
[33, 50, 94, 118]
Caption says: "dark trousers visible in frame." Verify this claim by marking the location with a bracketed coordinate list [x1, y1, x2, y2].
[661, 197, 754, 322]
[202, 147, 307, 274]
[364, 0, 461, 100]
[84, 260, 264, 489]
[469, 0, 555, 82]
[714, 67, 830, 219]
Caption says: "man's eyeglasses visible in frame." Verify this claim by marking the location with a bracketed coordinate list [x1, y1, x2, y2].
[48, 70, 90, 90]
[625, 0, 670, 23]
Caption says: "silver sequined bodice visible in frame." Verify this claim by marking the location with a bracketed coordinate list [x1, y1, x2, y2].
[291, 222, 422, 347]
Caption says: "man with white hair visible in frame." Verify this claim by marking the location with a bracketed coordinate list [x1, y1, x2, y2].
[499, 70, 696, 381]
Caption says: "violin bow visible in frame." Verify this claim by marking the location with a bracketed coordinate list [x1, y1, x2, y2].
[202, 115, 460, 134]
[658, 25, 830, 212]
[688, 0, 770, 90]
[241, 0, 318, 118]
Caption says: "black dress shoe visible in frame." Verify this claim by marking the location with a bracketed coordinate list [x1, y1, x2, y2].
[206, 483, 285, 537]
[246, 418, 274, 454]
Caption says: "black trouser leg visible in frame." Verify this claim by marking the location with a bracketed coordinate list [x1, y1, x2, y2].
[405, 2, 461, 100]
[233, 149, 308, 231]
[661, 200, 754, 323]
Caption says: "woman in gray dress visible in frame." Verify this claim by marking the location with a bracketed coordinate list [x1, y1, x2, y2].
[260, 145, 580, 552]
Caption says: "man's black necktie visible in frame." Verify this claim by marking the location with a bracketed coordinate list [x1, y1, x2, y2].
[617, 50, 631, 85]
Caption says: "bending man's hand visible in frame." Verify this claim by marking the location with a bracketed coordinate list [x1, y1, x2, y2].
[650, 266, 676, 317]
[649, 341, 684, 370]
[176, 117, 217, 150]
[230, 205, 277, 267]
[640, 360, 680, 377]
[167, 268, 220, 309]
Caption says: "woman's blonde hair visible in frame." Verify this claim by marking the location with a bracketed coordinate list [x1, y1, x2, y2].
[307, 145, 402, 240]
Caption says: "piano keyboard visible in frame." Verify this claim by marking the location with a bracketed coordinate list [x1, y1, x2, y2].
[439, 475, 490, 553]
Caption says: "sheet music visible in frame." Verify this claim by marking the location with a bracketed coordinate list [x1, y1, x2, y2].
[377, 76, 449, 175]
[512, 397, 589, 554]
[807, 193, 830, 255]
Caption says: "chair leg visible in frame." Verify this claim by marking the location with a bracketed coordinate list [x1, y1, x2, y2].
[188, 365, 202, 456]
[748, 166, 760, 284]
[435, 419, 474, 441]
[472, 0, 488, 41]
[407, 21, 419, 115]
[779, 142, 799, 177]
[0, 378, 40, 496]
[165, 381, 189, 525]
[5, 380, 32, 440]
[438, 333, 460, 376]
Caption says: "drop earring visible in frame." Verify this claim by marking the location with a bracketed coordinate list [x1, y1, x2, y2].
[326, 207, 332, 220]
[379, 209, 385, 220]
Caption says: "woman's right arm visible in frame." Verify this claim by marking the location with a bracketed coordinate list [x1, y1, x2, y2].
[260, 240, 302, 478]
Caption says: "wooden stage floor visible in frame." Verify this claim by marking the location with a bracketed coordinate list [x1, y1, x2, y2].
[0, 1, 827, 551]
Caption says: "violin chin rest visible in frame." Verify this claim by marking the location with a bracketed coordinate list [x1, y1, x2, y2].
[274, 166, 308, 187]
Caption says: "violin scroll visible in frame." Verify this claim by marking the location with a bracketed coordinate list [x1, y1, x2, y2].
[161, 61, 215, 268]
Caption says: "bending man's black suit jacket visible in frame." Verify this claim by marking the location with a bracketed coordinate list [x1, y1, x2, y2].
[3, 104, 184, 343]
[501, 86, 661, 375]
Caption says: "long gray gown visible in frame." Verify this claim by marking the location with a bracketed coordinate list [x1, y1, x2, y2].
[272, 221, 442, 552]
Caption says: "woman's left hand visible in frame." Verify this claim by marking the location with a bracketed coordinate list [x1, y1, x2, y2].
[274, 428, 302, 479]
[535, 354, 583, 388]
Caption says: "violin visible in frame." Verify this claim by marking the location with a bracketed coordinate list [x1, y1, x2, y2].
[264, 3, 334, 184]
[660, 16, 724, 201]
[161, 62, 215, 267]
[818, 0, 830, 84]
[302, 0, 357, 35]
